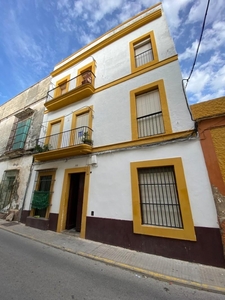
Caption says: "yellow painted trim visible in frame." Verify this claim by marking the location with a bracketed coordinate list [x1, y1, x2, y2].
[92, 130, 194, 153]
[51, 8, 162, 77]
[33, 144, 92, 162]
[44, 55, 178, 114]
[76, 252, 225, 295]
[30, 170, 56, 218]
[77, 61, 96, 87]
[130, 79, 172, 140]
[45, 117, 65, 148]
[45, 85, 95, 112]
[54, 75, 71, 98]
[129, 31, 159, 72]
[57, 167, 90, 239]
[130, 157, 196, 241]
[70, 106, 93, 145]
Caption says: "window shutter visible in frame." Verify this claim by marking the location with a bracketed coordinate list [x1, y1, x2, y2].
[136, 90, 164, 137]
[134, 39, 153, 67]
[75, 113, 89, 144]
[12, 118, 31, 150]
[49, 122, 61, 149]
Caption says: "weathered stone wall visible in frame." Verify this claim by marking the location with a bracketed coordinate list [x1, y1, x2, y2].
[0, 76, 51, 156]
[0, 76, 51, 211]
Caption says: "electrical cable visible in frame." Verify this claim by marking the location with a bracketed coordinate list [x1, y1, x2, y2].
[184, 0, 211, 87]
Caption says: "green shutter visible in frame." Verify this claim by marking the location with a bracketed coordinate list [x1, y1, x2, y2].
[12, 119, 31, 150]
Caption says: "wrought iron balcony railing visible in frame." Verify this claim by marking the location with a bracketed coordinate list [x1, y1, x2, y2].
[47, 71, 96, 101]
[35, 126, 93, 153]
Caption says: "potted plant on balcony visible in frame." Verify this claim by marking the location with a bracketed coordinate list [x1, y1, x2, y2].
[82, 132, 93, 146]
[34, 144, 52, 153]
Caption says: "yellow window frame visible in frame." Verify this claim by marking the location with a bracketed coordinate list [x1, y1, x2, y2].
[130, 157, 196, 241]
[30, 170, 56, 219]
[130, 79, 172, 140]
[129, 31, 159, 73]
[70, 106, 93, 145]
[54, 75, 71, 98]
[77, 62, 95, 87]
[45, 117, 65, 149]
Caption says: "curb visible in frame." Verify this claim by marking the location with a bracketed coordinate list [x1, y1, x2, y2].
[1, 224, 225, 295]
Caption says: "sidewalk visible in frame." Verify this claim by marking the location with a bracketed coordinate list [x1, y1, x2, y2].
[0, 219, 224, 295]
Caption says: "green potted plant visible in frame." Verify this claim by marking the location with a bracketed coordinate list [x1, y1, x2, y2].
[82, 132, 93, 146]
[34, 144, 52, 153]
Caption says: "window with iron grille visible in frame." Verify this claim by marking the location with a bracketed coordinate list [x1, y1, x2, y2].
[129, 31, 158, 73]
[0, 170, 19, 211]
[31, 170, 56, 218]
[134, 38, 153, 68]
[138, 166, 183, 228]
[6, 108, 33, 152]
[136, 89, 164, 137]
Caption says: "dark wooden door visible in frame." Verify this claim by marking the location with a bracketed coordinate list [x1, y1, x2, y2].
[66, 173, 85, 231]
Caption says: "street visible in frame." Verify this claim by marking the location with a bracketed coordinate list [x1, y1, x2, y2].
[0, 229, 224, 300]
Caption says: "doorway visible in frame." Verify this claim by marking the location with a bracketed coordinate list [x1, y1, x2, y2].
[65, 172, 85, 232]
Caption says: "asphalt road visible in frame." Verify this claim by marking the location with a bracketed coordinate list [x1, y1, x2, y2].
[0, 229, 224, 300]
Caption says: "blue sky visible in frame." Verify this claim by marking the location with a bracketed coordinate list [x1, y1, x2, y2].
[0, 0, 224, 105]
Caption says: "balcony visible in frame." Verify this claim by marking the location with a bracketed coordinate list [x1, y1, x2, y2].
[33, 126, 93, 162]
[45, 71, 96, 111]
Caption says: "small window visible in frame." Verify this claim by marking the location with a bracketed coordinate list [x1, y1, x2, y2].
[71, 107, 93, 146]
[6, 110, 33, 152]
[31, 170, 56, 218]
[131, 158, 196, 241]
[0, 170, 19, 211]
[136, 89, 164, 137]
[54, 75, 70, 98]
[12, 118, 31, 150]
[45, 117, 64, 150]
[48, 121, 61, 149]
[130, 80, 172, 140]
[138, 166, 183, 228]
[134, 38, 153, 68]
[77, 62, 95, 87]
[130, 31, 158, 72]
[59, 82, 67, 95]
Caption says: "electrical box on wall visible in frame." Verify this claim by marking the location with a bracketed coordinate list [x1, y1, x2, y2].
[90, 155, 97, 166]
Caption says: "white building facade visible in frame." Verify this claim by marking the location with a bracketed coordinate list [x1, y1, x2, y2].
[21, 4, 224, 267]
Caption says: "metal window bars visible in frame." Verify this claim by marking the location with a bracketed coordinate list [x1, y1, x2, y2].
[137, 111, 164, 137]
[138, 166, 183, 229]
[135, 48, 153, 67]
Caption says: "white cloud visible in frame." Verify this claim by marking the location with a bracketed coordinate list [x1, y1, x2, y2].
[185, 53, 225, 103]
[161, 0, 191, 33]
[187, 0, 225, 25]
[179, 20, 225, 61]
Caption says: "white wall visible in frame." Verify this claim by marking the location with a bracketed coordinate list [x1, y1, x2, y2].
[45, 59, 193, 148]
[87, 139, 218, 228]
[24, 139, 218, 230]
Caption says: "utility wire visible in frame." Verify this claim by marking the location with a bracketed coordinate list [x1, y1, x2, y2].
[184, 0, 211, 88]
